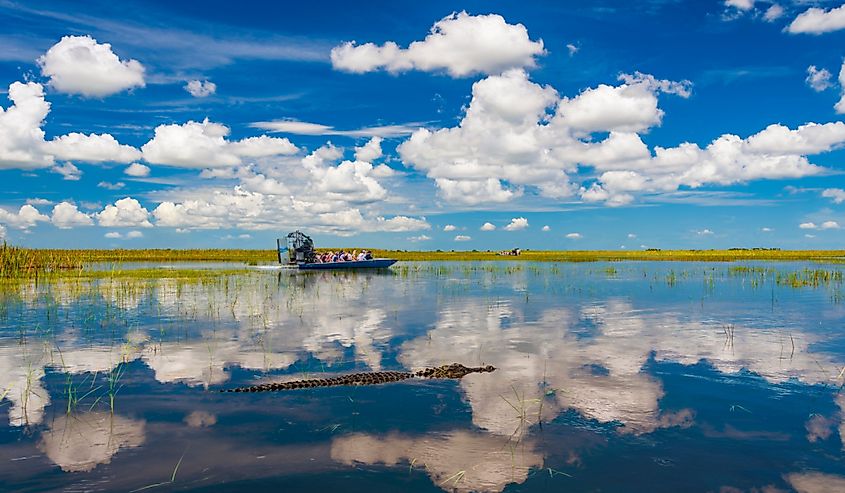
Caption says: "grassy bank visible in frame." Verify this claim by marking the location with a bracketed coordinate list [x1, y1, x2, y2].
[3, 246, 845, 279]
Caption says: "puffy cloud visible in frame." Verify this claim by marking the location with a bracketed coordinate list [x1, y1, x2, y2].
[788, 4, 845, 34]
[141, 118, 298, 168]
[822, 188, 845, 204]
[559, 73, 687, 134]
[836, 62, 845, 114]
[806, 66, 833, 92]
[503, 217, 528, 231]
[800, 222, 817, 229]
[96, 197, 152, 228]
[44, 133, 141, 163]
[743, 122, 845, 155]
[695, 228, 714, 236]
[480, 222, 496, 231]
[454, 235, 471, 241]
[331, 12, 545, 77]
[0, 81, 139, 170]
[541, 225, 550, 231]
[725, 0, 754, 10]
[37, 35, 145, 97]
[184, 79, 216, 97]
[0, 204, 49, 229]
[52, 162, 82, 180]
[398, 70, 695, 205]
[104, 232, 121, 239]
[443, 224, 457, 231]
[124, 162, 150, 177]
[51, 202, 93, 229]
[310, 159, 388, 204]
[0, 82, 52, 169]
[374, 216, 430, 232]
[26, 198, 53, 206]
[400, 67, 839, 207]
[821, 220, 840, 230]
[97, 181, 125, 190]
[566, 232, 582, 239]
[763, 4, 784, 22]
[354, 137, 383, 162]
[126, 230, 143, 238]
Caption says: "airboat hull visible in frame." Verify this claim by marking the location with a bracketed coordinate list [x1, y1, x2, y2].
[298, 259, 397, 270]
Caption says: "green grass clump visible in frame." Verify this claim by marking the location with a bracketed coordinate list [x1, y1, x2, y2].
[0, 243, 83, 278]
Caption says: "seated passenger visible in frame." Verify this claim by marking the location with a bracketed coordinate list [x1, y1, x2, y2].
[364, 250, 373, 260]
[357, 251, 366, 261]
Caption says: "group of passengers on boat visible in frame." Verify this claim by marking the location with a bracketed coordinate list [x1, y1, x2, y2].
[313, 249, 374, 263]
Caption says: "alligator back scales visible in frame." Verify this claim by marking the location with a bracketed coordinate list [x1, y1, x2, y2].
[222, 363, 495, 393]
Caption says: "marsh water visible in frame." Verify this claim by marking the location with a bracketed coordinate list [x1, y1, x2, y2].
[2, 261, 845, 492]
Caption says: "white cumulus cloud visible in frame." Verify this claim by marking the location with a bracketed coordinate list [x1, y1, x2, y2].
[184, 80, 216, 98]
[800, 222, 817, 229]
[454, 235, 471, 241]
[565, 232, 582, 239]
[788, 5, 845, 34]
[764, 4, 784, 22]
[822, 188, 845, 204]
[96, 197, 152, 228]
[503, 217, 529, 231]
[806, 66, 833, 92]
[542, 225, 550, 231]
[51, 202, 93, 229]
[124, 162, 150, 177]
[38, 35, 145, 97]
[52, 162, 82, 181]
[443, 224, 457, 232]
[480, 222, 496, 231]
[45, 133, 141, 163]
[821, 220, 840, 230]
[141, 118, 298, 168]
[354, 137, 383, 162]
[0, 205, 49, 230]
[331, 12, 545, 77]
[725, 0, 754, 11]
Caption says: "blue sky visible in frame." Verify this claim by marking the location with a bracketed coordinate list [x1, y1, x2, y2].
[3, 0, 845, 250]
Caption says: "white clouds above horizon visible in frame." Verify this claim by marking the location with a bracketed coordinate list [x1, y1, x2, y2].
[96, 197, 153, 228]
[480, 222, 496, 231]
[0, 81, 142, 171]
[38, 35, 145, 97]
[51, 202, 93, 229]
[788, 4, 845, 34]
[806, 65, 833, 92]
[503, 217, 528, 231]
[398, 68, 832, 207]
[184, 80, 216, 98]
[331, 12, 545, 77]
[124, 162, 150, 177]
[141, 118, 298, 168]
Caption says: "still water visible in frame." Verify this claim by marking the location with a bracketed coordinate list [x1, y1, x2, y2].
[1, 261, 845, 492]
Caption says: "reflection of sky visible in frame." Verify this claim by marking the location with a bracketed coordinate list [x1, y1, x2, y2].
[1, 262, 845, 491]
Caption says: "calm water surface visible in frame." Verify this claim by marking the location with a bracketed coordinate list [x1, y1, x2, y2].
[2, 261, 845, 492]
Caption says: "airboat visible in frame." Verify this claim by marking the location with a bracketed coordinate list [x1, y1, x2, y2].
[278, 231, 397, 270]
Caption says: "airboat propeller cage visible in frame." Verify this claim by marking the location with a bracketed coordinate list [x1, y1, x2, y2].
[279, 230, 316, 264]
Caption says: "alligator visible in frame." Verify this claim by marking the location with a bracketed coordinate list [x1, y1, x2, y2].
[222, 363, 496, 392]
